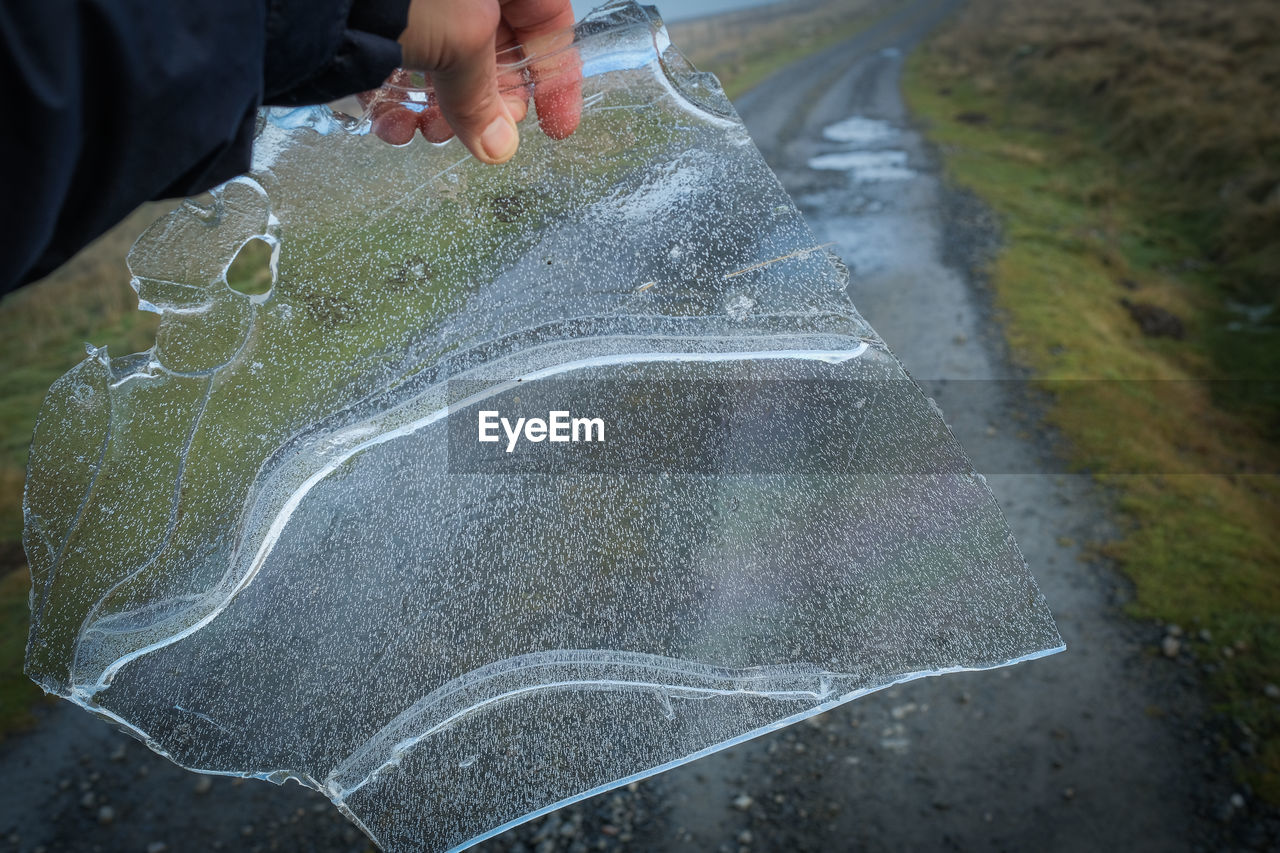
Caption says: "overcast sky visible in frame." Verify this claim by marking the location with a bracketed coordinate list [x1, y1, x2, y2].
[569, 0, 781, 23]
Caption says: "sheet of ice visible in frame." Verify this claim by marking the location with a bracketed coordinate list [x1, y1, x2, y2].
[23, 3, 1062, 851]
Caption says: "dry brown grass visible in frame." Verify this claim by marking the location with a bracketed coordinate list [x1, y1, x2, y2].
[928, 0, 1280, 305]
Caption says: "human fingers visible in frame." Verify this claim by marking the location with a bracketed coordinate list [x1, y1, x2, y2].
[500, 0, 581, 139]
[405, 2, 519, 163]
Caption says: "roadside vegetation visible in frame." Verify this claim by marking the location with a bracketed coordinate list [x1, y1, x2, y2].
[671, 0, 893, 99]
[903, 0, 1280, 800]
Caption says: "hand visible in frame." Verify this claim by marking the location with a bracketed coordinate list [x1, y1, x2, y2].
[366, 0, 582, 162]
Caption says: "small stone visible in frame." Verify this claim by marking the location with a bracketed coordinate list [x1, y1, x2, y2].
[1166, 624, 1183, 638]
[737, 830, 753, 845]
[1062, 787, 1075, 801]
[147, 843, 168, 853]
[559, 822, 577, 838]
[80, 792, 96, 809]
[97, 806, 115, 825]
[1161, 636, 1181, 658]
[58, 779, 71, 791]
[1264, 684, 1280, 700]
[1221, 646, 1235, 659]
[1199, 629, 1213, 642]
[109, 744, 127, 762]
[732, 794, 753, 811]
[241, 825, 255, 837]
[194, 776, 213, 795]
[1231, 793, 1246, 810]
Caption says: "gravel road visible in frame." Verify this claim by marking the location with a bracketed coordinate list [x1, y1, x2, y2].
[0, 1, 1266, 851]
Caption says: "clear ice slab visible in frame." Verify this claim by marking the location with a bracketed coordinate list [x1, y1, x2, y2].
[23, 3, 1062, 850]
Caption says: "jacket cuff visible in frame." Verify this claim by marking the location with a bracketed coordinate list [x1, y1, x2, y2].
[264, 0, 408, 106]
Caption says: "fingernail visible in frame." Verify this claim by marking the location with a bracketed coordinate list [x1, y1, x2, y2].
[481, 115, 519, 162]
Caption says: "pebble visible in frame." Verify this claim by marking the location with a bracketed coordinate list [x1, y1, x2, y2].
[146, 843, 168, 853]
[1061, 788, 1075, 801]
[80, 792, 95, 809]
[737, 829, 754, 844]
[96, 806, 115, 825]
[109, 744, 127, 762]
[732, 794, 753, 811]
[1265, 683, 1280, 700]
[194, 776, 213, 795]
[1161, 636, 1181, 658]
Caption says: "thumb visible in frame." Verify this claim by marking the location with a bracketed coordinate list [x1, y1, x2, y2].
[430, 35, 520, 165]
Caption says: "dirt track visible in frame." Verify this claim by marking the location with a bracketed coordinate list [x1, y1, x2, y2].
[0, 1, 1256, 851]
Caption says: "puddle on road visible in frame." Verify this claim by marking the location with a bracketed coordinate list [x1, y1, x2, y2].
[810, 115, 917, 182]
[822, 116, 896, 145]
[808, 149, 916, 181]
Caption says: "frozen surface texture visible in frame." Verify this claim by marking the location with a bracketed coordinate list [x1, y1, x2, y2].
[23, 3, 1062, 850]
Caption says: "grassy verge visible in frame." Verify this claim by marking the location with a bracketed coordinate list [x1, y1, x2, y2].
[904, 5, 1280, 800]
[671, 0, 896, 100]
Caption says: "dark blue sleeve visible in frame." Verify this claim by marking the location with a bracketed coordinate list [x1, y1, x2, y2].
[1, 0, 409, 293]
